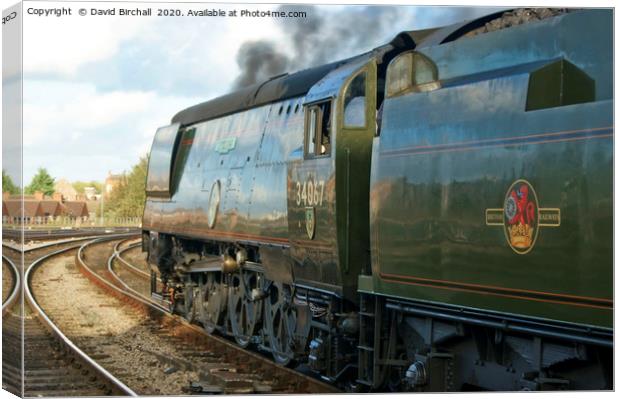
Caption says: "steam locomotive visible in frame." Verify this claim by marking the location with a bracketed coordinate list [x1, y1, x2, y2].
[142, 8, 613, 391]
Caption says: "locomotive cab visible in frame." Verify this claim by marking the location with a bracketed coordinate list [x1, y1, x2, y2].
[286, 57, 377, 302]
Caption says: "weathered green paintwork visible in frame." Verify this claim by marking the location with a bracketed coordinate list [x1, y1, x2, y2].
[143, 55, 378, 300]
[367, 10, 613, 328]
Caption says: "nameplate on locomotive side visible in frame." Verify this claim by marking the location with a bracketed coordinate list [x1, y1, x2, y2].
[215, 137, 237, 154]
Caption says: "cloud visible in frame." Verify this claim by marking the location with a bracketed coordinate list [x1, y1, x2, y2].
[23, 6, 151, 76]
[2, 78, 23, 184]
[52, 3, 283, 98]
[22, 79, 202, 182]
[23, 80, 154, 146]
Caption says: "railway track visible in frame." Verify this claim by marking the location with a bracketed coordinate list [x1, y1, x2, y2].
[110, 239, 154, 299]
[2, 235, 138, 397]
[3, 245, 23, 395]
[3, 234, 127, 263]
[3, 235, 111, 322]
[76, 237, 340, 394]
[2, 255, 19, 314]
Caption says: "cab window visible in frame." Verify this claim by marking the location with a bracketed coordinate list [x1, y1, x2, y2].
[304, 100, 332, 158]
[146, 123, 181, 197]
[343, 71, 367, 128]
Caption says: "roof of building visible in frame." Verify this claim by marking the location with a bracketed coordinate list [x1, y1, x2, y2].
[62, 201, 89, 218]
[39, 200, 63, 216]
[3, 199, 93, 219]
[2, 200, 44, 218]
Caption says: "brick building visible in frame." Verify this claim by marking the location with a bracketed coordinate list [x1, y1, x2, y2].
[2, 190, 91, 225]
[2, 200, 44, 224]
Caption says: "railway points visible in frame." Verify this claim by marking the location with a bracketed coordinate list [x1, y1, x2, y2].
[2, 234, 138, 396]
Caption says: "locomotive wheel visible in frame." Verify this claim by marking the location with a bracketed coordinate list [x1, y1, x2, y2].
[228, 269, 261, 347]
[199, 272, 226, 334]
[264, 281, 296, 365]
[182, 283, 199, 323]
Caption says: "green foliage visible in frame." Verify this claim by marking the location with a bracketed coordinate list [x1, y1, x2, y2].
[25, 168, 55, 196]
[2, 169, 20, 195]
[73, 180, 102, 194]
[105, 157, 148, 218]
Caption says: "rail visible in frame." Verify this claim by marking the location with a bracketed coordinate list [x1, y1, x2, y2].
[2, 255, 20, 316]
[24, 235, 139, 396]
[2, 233, 127, 315]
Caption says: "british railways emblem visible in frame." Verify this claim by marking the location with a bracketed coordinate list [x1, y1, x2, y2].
[305, 206, 316, 240]
[486, 179, 560, 254]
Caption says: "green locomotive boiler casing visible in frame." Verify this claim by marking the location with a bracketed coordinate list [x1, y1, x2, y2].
[142, 7, 612, 389]
[363, 10, 613, 330]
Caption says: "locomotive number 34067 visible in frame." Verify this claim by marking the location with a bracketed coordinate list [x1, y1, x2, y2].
[295, 179, 325, 207]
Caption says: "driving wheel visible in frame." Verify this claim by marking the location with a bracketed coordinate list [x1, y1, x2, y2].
[198, 272, 226, 334]
[228, 269, 262, 347]
[264, 281, 297, 365]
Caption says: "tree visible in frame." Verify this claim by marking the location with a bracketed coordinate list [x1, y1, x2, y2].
[25, 168, 55, 196]
[2, 169, 19, 195]
[105, 157, 148, 218]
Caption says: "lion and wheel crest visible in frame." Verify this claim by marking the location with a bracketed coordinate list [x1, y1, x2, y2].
[486, 179, 560, 254]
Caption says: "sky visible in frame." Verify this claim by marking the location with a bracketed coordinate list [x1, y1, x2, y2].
[4, 0, 504, 186]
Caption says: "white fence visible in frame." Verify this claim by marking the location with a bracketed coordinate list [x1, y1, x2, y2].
[2, 216, 142, 228]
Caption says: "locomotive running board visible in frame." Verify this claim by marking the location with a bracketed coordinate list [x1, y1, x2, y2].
[184, 258, 264, 274]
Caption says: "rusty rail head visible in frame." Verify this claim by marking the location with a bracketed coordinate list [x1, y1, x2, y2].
[107, 248, 166, 308]
[114, 242, 154, 280]
[2, 255, 20, 317]
[25, 235, 139, 397]
[77, 237, 169, 314]
[113, 236, 141, 254]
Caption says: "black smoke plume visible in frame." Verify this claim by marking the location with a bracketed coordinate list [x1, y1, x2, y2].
[277, 5, 401, 71]
[232, 40, 290, 89]
[232, 5, 500, 89]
